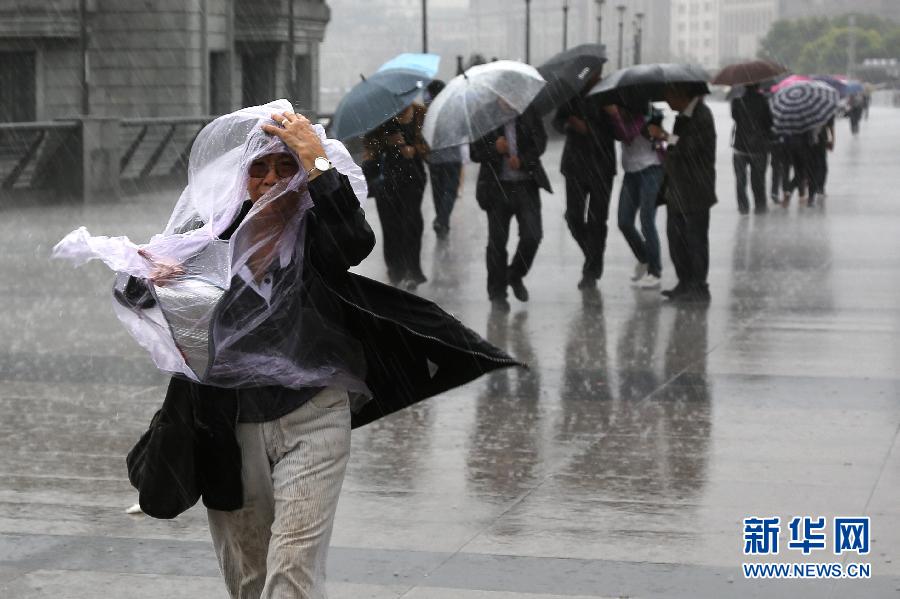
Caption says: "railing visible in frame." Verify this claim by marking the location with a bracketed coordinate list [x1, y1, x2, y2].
[0, 111, 338, 200]
[119, 116, 214, 181]
[0, 121, 79, 192]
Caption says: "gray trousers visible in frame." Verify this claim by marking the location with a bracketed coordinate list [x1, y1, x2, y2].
[207, 387, 351, 599]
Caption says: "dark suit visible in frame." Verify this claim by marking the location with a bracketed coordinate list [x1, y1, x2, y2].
[470, 108, 552, 300]
[659, 98, 717, 293]
[553, 96, 617, 281]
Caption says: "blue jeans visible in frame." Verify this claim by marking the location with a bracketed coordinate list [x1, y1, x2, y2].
[618, 164, 663, 278]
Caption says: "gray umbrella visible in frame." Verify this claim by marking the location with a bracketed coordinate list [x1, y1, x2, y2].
[330, 69, 430, 141]
[587, 63, 710, 107]
[422, 60, 546, 150]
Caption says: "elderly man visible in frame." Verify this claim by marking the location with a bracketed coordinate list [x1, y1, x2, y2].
[653, 84, 717, 303]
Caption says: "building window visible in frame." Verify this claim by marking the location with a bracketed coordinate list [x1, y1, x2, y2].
[0, 51, 37, 122]
[210, 51, 230, 115]
[241, 49, 277, 108]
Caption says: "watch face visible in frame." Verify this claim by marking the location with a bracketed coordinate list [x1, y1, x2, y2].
[314, 157, 332, 171]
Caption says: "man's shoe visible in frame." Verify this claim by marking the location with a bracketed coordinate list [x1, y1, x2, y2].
[509, 277, 529, 302]
[631, 262, 648, 281]
[578, 276, 597, 290]
[661, 285, 685, 298]
[637, 273, 661, 289]
[490, 297, 511, 313]
[675, 286, 711, 303]
[403, 278, 419, 292]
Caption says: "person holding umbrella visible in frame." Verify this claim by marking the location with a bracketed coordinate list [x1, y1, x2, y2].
[588, 63, 715, 301]
[534, 44, 611, 290]
[655, 83, 717, 302]
[423, 79, 464, 240]
[770, 80, 840, 207]
[730, 83, 773, 214]
[332, 53, 439, 290]
[712, 61, 785, 214]
[422, 60, 549, 312]
[363, 104, 430, 290]
[470, 102, 552, 312]
[552, 79, 618, 290]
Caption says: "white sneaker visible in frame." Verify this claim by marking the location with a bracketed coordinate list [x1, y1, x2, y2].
[631, 262, 648, 281]
[637, 273, 661, 288]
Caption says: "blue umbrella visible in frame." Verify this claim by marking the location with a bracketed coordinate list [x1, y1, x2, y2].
[846, 81, 864, 95]
[377, 53, 441, 78]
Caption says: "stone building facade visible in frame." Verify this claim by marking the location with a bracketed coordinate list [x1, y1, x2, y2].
[0, 0, 331, 122]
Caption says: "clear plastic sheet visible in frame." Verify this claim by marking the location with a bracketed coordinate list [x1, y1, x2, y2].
[54, 100, 371, 396]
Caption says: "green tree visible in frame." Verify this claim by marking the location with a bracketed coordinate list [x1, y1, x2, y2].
[882, 27, 900, 59]
[758, 17, 831, 68]
[797, 27, 884, 73]
[759, 14, 900, 74]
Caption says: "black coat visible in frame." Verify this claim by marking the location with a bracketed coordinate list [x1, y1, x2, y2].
[469, 108, 552, 211]
[552, 96, 617, 184]
[731, 88, 772, 154]
[126, 172, 521, 519]
[658, 99, 718, 214]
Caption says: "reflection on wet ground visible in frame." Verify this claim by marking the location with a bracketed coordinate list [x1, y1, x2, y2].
[1, 104, 900, 598]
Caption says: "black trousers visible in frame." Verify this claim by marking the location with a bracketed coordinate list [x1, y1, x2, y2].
[375, 184, 426, 283]
[485, 181, 542, 299]
[564, 176, 612, 280]
[666, 209, 710, 290]
[733, 152, 768, 212]
[770, 143, 787, 198]
[810, 143, 828, 197]
[784, 137, 813, 198]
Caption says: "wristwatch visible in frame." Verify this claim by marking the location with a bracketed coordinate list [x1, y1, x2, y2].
[309, 156, 333, 177]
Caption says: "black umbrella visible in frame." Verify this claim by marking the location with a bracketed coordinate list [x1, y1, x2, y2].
[587, 63, 710, 107]
[531, 43, 608, 114]
[330, 69, 429, 141]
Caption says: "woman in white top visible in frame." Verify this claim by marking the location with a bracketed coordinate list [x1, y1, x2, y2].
[606, 104, 666, 288]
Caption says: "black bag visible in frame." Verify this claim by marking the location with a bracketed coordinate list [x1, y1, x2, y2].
[126, 383, 201, 519]
[126, 378, 242, 519]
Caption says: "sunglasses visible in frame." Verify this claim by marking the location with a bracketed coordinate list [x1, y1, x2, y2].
[247, 158, 300, 179]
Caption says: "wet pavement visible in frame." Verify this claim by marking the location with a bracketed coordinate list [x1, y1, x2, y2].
[1, 102, 899, 598]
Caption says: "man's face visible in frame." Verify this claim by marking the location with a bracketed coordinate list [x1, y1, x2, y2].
[246, 153, 299, 203]
[664, 89, 689, 112]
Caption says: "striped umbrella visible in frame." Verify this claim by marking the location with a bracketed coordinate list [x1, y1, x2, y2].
[771, 80, 840, 136]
